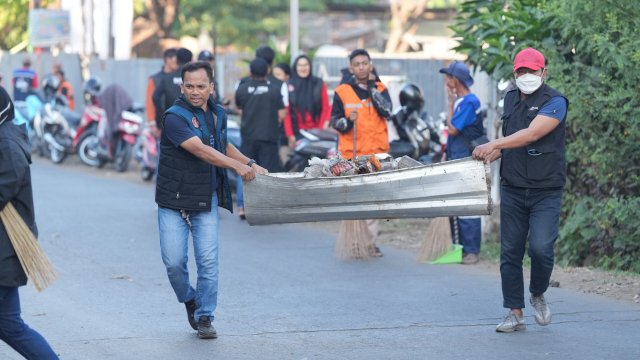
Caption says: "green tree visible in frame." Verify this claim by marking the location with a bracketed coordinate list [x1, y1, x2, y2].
[176, 0, 325, 50]
[0, 0, 55, 50]
[452, 0, 640, 273]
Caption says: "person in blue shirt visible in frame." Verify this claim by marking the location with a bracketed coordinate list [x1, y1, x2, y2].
[439, 61, 484, 265]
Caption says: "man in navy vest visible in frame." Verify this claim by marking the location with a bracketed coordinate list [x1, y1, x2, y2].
[155, 61, 267, 339]
[473, 48, 569, 333]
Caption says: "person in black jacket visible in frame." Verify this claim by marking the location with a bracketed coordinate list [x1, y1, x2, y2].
[0, 87, 59, 359]
[472, 48, 569, 333]
[155, 61, 267, 339]
[152, 48, 193, 125]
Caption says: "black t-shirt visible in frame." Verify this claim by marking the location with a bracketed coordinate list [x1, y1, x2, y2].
[235, 78, 284, 143]
[152, 70, 182, 123]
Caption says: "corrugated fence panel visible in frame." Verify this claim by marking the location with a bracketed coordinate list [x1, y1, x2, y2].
[1, 52, 498, 126]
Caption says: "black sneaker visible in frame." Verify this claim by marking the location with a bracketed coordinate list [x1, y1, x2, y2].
[184, 299, 197, 330]
[197, 316, 217, 339]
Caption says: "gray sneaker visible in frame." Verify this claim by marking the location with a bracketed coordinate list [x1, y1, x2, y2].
[496, 310, 526, 332]
[530, 294, 552, 326]
[197, 316, 218, 339]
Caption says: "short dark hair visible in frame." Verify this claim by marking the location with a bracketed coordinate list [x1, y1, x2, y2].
[163, 48, 178, 60]
[255, 45, 276, 66]
[181, 61, 214, 83]
[250, 58, 269, 78]
[176, 48, 193, 66]
[273, 63, 291, 77]
[349, 49, 370, 62]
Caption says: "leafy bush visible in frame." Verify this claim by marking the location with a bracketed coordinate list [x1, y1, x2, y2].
[452, 0, 640, 273]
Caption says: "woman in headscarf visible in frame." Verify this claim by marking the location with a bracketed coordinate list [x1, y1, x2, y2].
[283, 55, 331, 148]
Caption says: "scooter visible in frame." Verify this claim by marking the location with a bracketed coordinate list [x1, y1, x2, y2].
[283, 128, 338, 172]
[73, 103, 105, 167]
[32, 94, 81, 163]
[13, 92, 42, 148]
[94, 105, 144, 172]
[134, 122, 158, 181]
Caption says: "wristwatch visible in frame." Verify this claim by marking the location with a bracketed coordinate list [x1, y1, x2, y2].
[246, 159, 256, 167]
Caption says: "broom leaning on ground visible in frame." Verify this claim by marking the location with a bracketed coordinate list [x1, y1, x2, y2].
[417, 217, 452, 262]
[0, 202, 56, 291]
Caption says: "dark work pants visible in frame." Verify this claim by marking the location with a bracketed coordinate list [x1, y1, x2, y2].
[241, 140, 282, 173]
[450, 216, 482, 254]
[500, 185, 563, 309]
[0, 286, 59, 360]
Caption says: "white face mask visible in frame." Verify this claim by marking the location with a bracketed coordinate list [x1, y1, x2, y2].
[515, 73, 543, 94]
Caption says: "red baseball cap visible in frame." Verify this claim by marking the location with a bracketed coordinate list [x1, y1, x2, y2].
[513, 48, 545, 71]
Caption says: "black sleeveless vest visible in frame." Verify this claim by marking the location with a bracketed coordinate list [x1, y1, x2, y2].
[500, 84, 569, 188]
[155, 97, 232, 212]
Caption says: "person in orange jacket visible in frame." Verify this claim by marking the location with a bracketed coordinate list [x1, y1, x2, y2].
[54, 69, 75, 109]
[330, 49, 393, 258]
[330, 49, 392, 160]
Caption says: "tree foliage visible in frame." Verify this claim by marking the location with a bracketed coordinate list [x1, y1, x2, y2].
[0, 0, 55, 50]
[176, 0, 325, 50]
[452, 0, 640, 273]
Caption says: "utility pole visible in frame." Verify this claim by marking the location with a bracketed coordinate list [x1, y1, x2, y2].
[290, 0, 299, 63]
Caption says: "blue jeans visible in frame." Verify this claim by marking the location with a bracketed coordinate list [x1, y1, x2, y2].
[236, 174, 244, 209]
[0, 286, 58, 360]
[158, 195, 220, 320]
[500, 185, 563, 309]
[450, 216, 482, 254]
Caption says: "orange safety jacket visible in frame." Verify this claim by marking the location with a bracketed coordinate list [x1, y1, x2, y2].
[57, 81, 75, 109]
[334, 82, 389, 159]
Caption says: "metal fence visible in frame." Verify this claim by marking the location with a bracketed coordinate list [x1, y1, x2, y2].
[1, 51, 498, 123]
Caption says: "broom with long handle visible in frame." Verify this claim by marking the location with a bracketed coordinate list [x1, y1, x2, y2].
[335, 114, 374, 260]
[0, 202, 56, 291]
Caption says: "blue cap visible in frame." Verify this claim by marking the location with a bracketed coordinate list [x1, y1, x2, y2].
[439, 61, 474, 88]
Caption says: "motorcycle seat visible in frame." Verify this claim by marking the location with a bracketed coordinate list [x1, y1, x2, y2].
[62, 109, 82, 128]
[303, 128, 338, 141]
[389, 140, 415, 159]
[128, 103, 145, 113]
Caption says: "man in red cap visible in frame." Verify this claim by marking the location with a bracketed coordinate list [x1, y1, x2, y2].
[472, 47, 569, 332]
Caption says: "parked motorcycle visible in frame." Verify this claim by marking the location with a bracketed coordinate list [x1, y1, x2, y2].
[74, 77, 105, 167]
[75, 79, 144, 172]
[283, 128, 338, 172]
[390, 83, 447, 164]
[32, 75, 82, 163]
[13, 91, 42, 147]
[134, 122, 158, 181]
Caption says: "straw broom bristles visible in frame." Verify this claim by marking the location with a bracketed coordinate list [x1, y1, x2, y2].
[417, 217, 451, 262]
[336, 219, 374, 260]
[0, 202, 56, 291]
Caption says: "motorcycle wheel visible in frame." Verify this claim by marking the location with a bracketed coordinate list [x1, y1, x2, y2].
[114, 140, 133, 172]
[49, 145, 66, 164]
[141, 167, 154, 181]
[77, 130, 102, 167]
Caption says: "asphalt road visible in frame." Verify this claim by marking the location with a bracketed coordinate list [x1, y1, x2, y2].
[1, 159, 639, 359]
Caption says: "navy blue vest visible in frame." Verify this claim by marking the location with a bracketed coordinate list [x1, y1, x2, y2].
[155, 98, 233, 212]
[500, 84, 569, 188]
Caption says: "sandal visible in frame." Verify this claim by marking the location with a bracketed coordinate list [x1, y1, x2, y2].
[370, 245, 383, 257]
